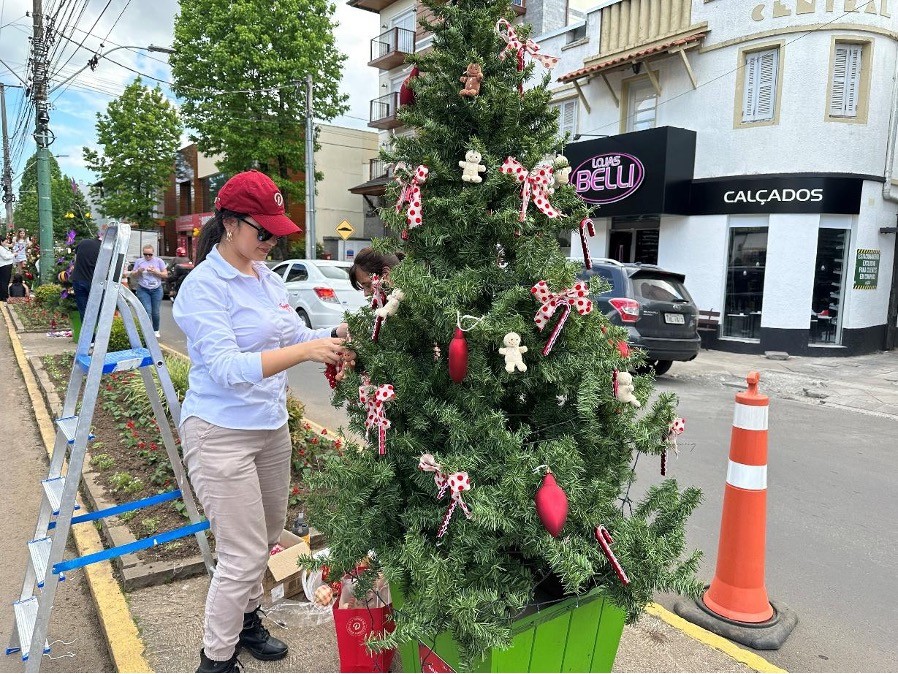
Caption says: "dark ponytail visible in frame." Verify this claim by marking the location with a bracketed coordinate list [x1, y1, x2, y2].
[195, 209, 244, 265]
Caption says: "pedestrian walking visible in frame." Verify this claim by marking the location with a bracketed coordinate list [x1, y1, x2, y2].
[127, 245, 167, 338]
[69, 225, 107, 323]
[0, 239, 13, 301]
[173, 170, 352, 673]
[348, 247, 404, 297]
[11, 229, 28, 273]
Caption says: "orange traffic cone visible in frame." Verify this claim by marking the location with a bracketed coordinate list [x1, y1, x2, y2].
[702, 370, 772, 623]
[674, 371, 797, 649]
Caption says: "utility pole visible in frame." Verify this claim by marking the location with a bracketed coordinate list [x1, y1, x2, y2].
[304, 74, 317, 260]
[32, 0, 55, 284]
[0, 84, 14, 230]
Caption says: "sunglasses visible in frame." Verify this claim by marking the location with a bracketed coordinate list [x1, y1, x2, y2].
[143, 253, 153, 257]
[237, 217, 278, 242]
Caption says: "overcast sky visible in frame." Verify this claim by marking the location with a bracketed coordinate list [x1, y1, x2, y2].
[0, 0, 379, 191]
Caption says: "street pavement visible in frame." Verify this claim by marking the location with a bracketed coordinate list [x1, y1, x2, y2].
[159, 300, 898, 672]
[7, 299, 897, 671]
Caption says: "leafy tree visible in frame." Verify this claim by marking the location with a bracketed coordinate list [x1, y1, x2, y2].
[14, 152, 95, 240]
[306, 0, 701, 665]
[83, 77, 182, 228]
[169, 0, 348, 203]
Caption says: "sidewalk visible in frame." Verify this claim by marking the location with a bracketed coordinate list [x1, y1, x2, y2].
[2, 314, 802, 673]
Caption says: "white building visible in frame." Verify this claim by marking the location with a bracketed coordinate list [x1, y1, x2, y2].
[347, 0, 897, 355]
[540, 0, 897, 355]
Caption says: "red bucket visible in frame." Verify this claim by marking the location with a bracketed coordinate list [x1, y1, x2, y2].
[332, 604, 396, 673]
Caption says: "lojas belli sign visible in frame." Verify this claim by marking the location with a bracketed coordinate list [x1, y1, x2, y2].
[565, 127, 697, 217]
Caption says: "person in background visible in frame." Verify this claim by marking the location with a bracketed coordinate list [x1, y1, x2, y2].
[8, 273, 30, 299]
[126, 245, 167, 338]
[12, 229, 28, 272]
[348, 247, 404, 297]
[173, 170, 352, 673]
[69, 224, 107, 323]
[0, 237, 13, 301]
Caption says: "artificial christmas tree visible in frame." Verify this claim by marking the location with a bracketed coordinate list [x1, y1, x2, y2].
[306, 0, 702, 670]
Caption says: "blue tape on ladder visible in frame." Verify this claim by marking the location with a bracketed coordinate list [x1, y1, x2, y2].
[52, 520, 210, 574]
[47, 490, 182, 530]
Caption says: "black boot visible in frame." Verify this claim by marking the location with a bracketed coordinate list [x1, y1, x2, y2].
[238, 607, 288, 661]
[196, 649, 243, 672]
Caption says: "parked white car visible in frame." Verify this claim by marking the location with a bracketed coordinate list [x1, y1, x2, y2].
[268, 259, 367, 329]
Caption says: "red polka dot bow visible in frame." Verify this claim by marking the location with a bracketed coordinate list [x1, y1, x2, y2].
[661, 417, 686, 475]
[394, 164, 428, 239]
[531, 280, 593, 355]
[359, 377, 395, 455]
[496, 18, 559, 94]
[500, 157, 562, 222]
[370, 274, 387, 342]
[418, 454, 472, 539]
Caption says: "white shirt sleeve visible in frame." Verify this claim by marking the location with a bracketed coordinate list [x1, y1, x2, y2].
[173, 279, 264, 386]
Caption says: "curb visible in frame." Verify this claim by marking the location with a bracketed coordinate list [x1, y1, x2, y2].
[2, 304, 152, 673]
[647, 603, 787, 673]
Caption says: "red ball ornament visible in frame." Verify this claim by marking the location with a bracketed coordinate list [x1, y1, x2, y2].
[535, 470, 568, 537]
[399, 66, 419, 107]
[448, 327, 468, 383]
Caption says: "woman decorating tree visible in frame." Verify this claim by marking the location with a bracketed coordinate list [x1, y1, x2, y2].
[173, 170, 352, 673]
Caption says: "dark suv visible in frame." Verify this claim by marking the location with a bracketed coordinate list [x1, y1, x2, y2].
[577, 260, 700, 375]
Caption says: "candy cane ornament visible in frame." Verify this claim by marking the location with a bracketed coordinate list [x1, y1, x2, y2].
[531, 280, 593, 355]
[500, 157, 562, 222]
[369, 274, 387, 342]
[438, 472, 473, 538]
[359, 378, 396, 455]
[595, 525, 631, 585]
[579, 218, 596, 269]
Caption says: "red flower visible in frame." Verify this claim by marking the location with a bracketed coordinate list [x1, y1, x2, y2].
[310, 438, 318, 445]
[126, 420, 135, 429]
[321, 428, 328, 435]
[299, 449, 306, 456]
[291, 485, 299, 495]
[138, 441, 146, 449]
[149, 442, 158, 451]
[334, 439, 343, 449]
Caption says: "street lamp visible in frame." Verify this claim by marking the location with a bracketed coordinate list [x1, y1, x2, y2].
[50, 45, 176, 94]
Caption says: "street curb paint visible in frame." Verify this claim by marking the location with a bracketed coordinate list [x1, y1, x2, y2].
[2, 305, 153, 673]
[647, 603, 787, 673]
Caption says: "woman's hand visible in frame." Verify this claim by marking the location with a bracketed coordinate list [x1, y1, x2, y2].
[334, 347, 356, 383]
[304, 337, 346, 365]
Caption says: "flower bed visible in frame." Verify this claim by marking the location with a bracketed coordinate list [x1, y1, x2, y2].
[41, 352, 343, 563]
[8, 298, 72, 332]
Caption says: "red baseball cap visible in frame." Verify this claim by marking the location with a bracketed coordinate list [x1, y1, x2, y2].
[214, 170, 301, 237]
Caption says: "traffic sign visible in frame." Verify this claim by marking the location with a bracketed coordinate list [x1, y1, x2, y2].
[336, 220, 354, 240]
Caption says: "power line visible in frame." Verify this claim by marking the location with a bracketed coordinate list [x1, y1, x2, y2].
[51, 0, 116, 79]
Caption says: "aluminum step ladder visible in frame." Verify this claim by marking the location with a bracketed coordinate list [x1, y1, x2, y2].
[6, 222, 214, 671]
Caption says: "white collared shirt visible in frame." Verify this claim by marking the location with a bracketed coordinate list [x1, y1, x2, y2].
[173, 245, 330, 430]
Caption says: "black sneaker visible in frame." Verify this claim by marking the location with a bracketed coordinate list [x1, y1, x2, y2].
[196, 649, 243, 672]
[238, 607, 288, 661]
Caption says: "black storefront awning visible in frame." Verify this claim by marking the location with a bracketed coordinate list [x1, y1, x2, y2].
[565, 127, 867, 217]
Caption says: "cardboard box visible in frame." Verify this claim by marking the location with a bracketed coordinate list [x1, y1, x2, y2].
[263, 530, 311, 604]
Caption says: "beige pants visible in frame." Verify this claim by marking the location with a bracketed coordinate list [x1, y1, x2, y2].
[180, 417, 292, 661]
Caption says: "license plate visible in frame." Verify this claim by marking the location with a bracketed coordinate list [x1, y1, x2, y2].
[664, 313, 685, 325]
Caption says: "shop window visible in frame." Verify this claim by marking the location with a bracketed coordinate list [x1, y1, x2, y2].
[552, 99, 578, 140]
[608, 218, 659, 264]
[724, 227, 767, 340]
[809, 229, 848, 345]
[204, 172, 227, 210]
[625, 77, 658, 133]
[827, 40, 870, 123]
[739, 47, 780, 125]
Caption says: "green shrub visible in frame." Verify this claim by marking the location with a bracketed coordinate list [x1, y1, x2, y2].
[33, 283, 63, 307]
[108, 316, 134, 351]
[89, 453, 115, 471]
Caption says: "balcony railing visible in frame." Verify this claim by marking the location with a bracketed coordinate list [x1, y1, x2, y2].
[369, 27, 415, 69]
[369, 92, 403, 130]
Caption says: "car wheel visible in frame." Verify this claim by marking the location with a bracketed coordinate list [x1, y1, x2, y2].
[297, 308, 312, 328]
[652, 360, 674, 376]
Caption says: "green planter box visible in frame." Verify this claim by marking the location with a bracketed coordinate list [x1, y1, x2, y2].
[69, 310, 81, 342]
[393, 586, 625, 673]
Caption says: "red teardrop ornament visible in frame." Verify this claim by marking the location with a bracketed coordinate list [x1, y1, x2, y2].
[535, 471, 568, 537]
[448, 327, 468, 383]
[616, 340, 630, 358]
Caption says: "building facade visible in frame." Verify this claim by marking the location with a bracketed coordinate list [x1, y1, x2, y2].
[161, 123, 377, 262]
[538, 0, 898, 355]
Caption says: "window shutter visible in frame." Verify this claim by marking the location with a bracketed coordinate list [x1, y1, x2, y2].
[742, 49, 777, 122]
[830, 45, 848, 116]
[843, 44, 863, 116]
[553, 100, 578, 138]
